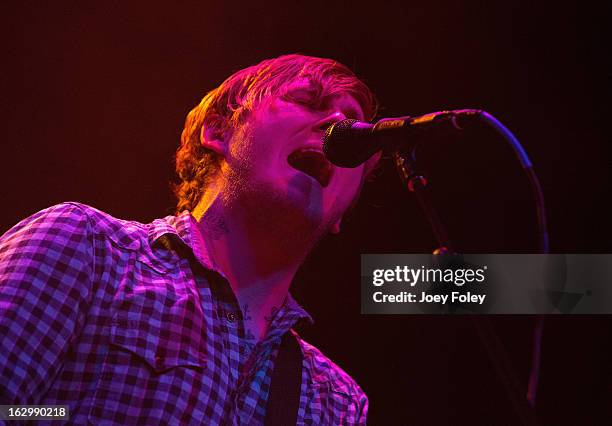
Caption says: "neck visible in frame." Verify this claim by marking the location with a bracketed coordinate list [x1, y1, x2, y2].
[191, 187, 316, 341]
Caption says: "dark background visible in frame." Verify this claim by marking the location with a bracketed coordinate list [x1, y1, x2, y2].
[2, 1, 610, 424]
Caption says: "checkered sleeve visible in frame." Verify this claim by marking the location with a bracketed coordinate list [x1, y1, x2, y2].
[0, 203, 94, 405]
[356, 390, 369, 425]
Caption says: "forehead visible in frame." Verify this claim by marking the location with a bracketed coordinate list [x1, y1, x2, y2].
[281, 76, 338, 95]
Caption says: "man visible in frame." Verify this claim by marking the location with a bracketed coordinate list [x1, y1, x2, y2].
[0, 54, 378, 424]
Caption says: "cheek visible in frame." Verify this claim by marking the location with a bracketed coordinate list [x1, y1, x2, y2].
[235, 115, 295, 158]
[228, 123, 273, 163]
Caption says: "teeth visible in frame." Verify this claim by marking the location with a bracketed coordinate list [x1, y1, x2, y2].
[287, 148, 332, 187]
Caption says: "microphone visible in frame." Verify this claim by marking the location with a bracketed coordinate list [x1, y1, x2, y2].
[323, 109, 482, 168]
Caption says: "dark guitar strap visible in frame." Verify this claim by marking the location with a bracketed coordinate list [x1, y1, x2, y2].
[264, 332, 303, 426]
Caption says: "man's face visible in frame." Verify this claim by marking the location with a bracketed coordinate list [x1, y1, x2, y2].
[220, 78, 370, 236]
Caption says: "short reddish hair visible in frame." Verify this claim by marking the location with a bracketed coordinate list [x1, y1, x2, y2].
[174, 54, 377, 213]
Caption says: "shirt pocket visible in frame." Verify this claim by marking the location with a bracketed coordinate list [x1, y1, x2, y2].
[108, 315, 207, 372]
[88, 295, 209, 425]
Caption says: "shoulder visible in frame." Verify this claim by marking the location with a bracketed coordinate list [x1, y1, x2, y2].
[2, 202, 91, 237]
[61, 202, 149, 251]
[7, 202, 150, 247]
[294, 332, 367, 399]
[294, 333, 368, 423]
[0, 204, 105, 310]
[0, 202, 160, 265]
[1, 202, 94, 252]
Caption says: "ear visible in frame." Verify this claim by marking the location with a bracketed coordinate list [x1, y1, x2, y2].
[330, 217, 342, 234]
[200, 121, 227, 157]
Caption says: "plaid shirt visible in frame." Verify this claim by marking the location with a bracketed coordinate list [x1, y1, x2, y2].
[0, 203, 368, 425]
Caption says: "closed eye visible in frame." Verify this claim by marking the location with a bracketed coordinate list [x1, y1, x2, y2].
[282, 86, 364, 120]
[282, 85, 323, 108]
[341, 107, 363, 121]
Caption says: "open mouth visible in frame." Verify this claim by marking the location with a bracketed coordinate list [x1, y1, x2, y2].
[287, 148, 333, 187]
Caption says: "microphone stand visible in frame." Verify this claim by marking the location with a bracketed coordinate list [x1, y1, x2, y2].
[393, 148, 453, 255]
[392, 110, 548, 426]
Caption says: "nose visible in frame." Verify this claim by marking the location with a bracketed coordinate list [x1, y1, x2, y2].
[313, 111, 347, 132]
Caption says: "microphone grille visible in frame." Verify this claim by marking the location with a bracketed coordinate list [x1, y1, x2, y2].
[323, 119, 358, 154]
[323, 118, 368, 167]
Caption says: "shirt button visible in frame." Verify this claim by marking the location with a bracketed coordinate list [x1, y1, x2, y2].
[226, 312, 236, 322]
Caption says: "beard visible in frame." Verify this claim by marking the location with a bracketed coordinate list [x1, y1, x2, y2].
[217, 122, 347, 258]
[220, 157, 339, 257]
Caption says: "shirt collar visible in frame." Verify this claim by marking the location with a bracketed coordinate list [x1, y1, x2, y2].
[283, 293, 314, 326]
[147, 211, 191, 248]
[147, 211, 219, 270]
[147, 212, 314, 327]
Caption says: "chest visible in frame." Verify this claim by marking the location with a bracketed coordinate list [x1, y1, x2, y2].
[42, 261, 287, 424]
